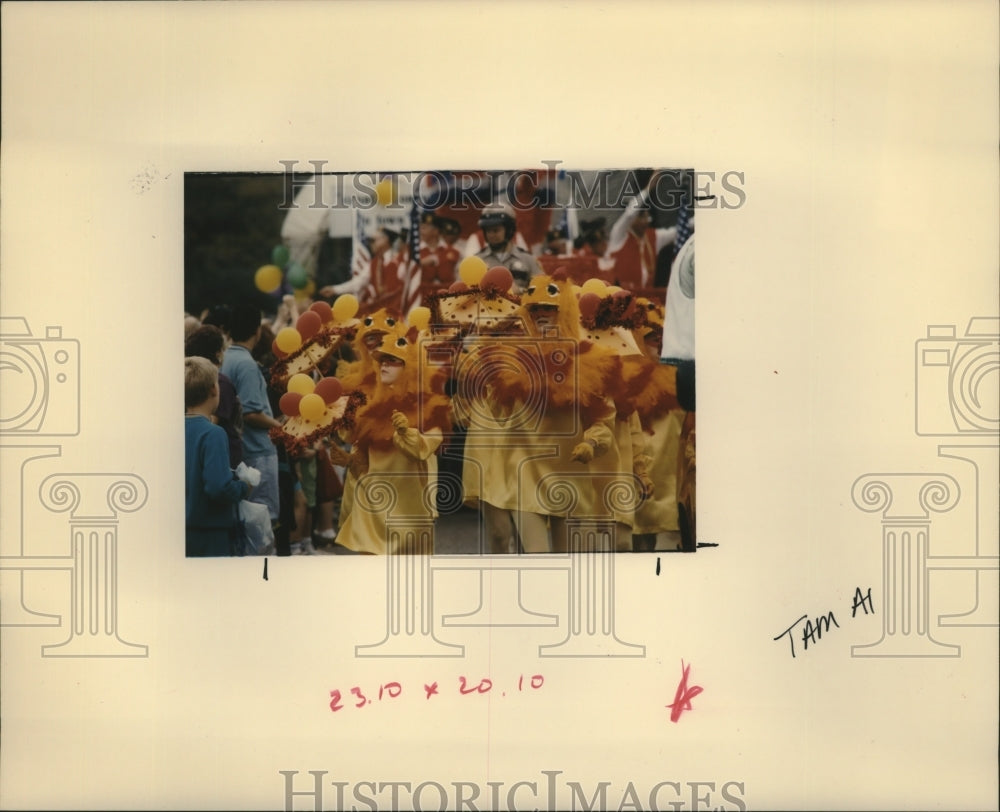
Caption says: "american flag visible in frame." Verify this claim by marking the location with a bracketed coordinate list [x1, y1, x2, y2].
[400, 197, 423, 315]
[675, 185, 693, 252]
[558, 168, 579, 248]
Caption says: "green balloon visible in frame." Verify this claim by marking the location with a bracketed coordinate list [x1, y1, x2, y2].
[271, 244, 290, 267]
[286, 262, 309, 290]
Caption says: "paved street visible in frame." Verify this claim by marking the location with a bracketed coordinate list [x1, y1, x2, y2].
[310, 505, 683, 555]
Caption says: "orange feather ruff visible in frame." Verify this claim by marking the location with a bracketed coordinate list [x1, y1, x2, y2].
[350, 328, 452, 456]
[625, 358, 680, 432]
[350, 387, 452, 456]
[475, 339, 618, 427]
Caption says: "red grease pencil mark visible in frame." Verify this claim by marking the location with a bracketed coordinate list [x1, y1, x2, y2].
[667, 660, 703, 722]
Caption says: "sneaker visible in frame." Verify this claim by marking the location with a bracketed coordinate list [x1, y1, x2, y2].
[300, 539, 317, 555]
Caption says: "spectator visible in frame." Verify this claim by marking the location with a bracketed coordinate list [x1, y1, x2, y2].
[416, 212, 459, 287]
[251, 322, 297, 556]
[183, 313, 201, 341]
[606, 171, 677, 290]
[200, 304, 233, 336]
[221, 304, 283, 528]
[185, 324, 244, 469]
[437, 216, 465, 256]
[185, 356, 249, 556]
[320, 227, 403, 311]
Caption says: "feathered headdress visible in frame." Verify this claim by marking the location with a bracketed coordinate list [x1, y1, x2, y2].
[519, 270, 580, 340]
[337, 307, 405, 392]
[350, 327, 452, 455]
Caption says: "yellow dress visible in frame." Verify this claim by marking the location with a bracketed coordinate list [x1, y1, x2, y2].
[334, 359, 450, 554]
[336, 426, 443, 555]
[461, 338, 619, 526]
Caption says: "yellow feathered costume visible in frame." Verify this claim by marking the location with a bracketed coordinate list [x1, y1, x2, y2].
[459, 272, 622, 551]
[333, 327, 451, 554]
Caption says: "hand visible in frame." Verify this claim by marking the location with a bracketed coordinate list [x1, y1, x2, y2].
[326, 444, 351, 468]
[637, 471, 655, 501]
[391, 410, 409, 434]
[319, 285, 337, 299]
[570, 441, 595, 464]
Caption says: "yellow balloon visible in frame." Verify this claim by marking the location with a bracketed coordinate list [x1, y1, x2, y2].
[606, 285, 623, 296]
[374, 178, 395, 207]
[458, 255, 488, 286]
[255, 264, 283, 294]
[332, 294, 359, 322]
[299, 393, 326, 422]
[407, 305, 431, 332]
[287, 373, 315, 395]
[275, 327, 303, 354]
[295, 279, 316, 300]
[581, 277, 608, 297]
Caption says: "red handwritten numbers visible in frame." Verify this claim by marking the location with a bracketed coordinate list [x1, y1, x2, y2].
[330, 675, 544, 713]
[459, 676, 493, 695]
[329, 683, 402, 712]
[667, 660, 703, 723]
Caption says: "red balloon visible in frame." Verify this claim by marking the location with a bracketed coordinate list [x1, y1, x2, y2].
[314, 376, 343, 405]
[271, 339, 288, 359]
[309, 300, 333, 322]
[578, 292, 601, 321]
[449, 281, 469, 293]
[296, 310, 323, 340]
[279, 391, 303, 417]
[480, 265, 513, 294]
[613, 289, 630, 300]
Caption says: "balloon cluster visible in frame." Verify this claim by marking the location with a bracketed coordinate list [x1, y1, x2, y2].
[254, 243, 314, 298]
[446, 256, 515, 295]
[576, 278, 641, 328]
[279, 373, 345, 423]
[271, 295, 360, 360]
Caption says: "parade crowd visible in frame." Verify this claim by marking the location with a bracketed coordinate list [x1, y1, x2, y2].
[184, 172, 696, 557]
